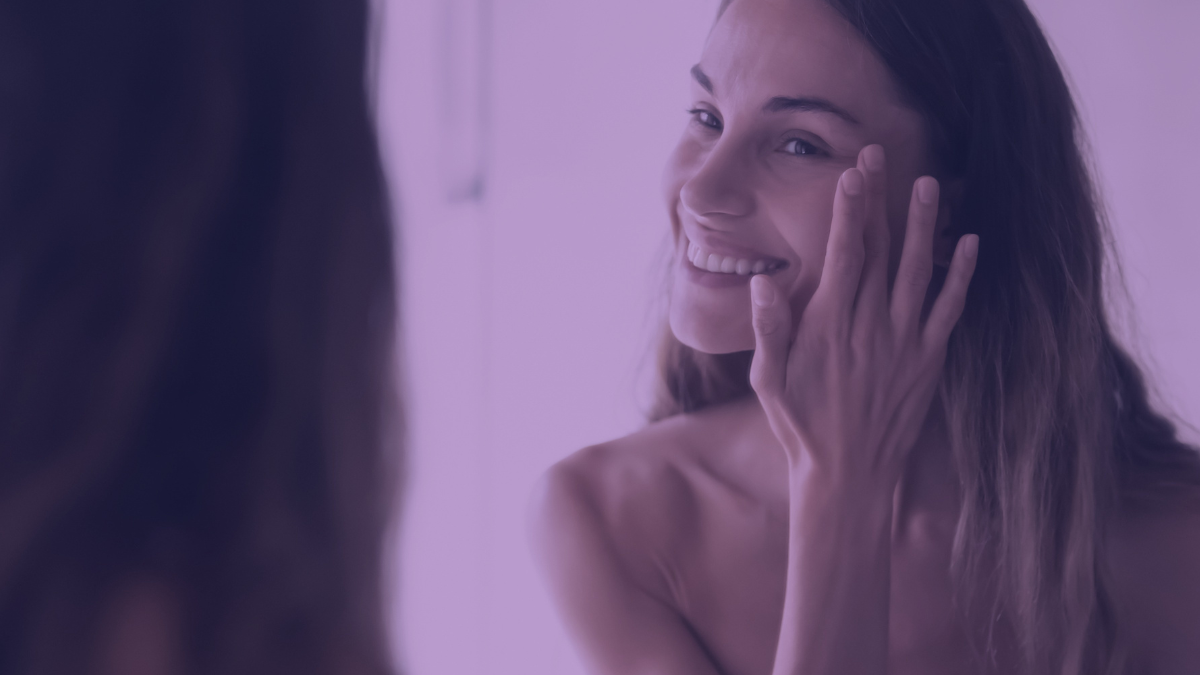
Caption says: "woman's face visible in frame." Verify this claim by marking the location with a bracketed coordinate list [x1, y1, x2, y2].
[664, 0, 938, 354]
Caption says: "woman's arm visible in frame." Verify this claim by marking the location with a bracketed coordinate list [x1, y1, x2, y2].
[770, 468, 895, 674]
[529, 461, 725, 675]
[748, 145, 978, 675]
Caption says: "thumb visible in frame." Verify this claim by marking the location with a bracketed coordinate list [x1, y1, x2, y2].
[748, 274, 791, 397]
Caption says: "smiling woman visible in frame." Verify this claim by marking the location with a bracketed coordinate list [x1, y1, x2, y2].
[529, 1, 1200, 674]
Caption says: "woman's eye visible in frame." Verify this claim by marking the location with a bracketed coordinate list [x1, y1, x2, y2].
[782, 138, 823, 156]
[687, 109, 722, 131]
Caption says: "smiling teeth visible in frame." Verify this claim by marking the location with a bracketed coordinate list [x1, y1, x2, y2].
[687, 241, 782, 275]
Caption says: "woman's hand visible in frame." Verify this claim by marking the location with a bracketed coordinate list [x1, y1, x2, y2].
[748, 144, 978, 489]
[753, 144, 978, 675]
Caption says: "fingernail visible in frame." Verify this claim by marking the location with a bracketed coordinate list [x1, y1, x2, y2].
[842, 169, 863, 196]
[751, 275, 775, 307]
[863, 145, 885, 172]
[917, 177, 938, 205]
[965, 234, 979, 259]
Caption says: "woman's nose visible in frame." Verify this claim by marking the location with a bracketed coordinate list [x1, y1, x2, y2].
[678, 137, 755, 222]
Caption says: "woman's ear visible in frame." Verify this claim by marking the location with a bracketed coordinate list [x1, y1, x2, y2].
[932, 178, 965, 268]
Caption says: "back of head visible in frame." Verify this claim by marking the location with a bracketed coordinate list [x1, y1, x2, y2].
[0, 1, 398, 673]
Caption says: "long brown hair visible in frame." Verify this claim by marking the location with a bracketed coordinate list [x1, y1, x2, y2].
[0, 0, 398, 673]
[652, 1, 1200, 673]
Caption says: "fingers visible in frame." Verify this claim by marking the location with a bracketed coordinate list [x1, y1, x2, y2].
[749, 274, 792, 397]
[854, 145, 891, 321]
[890, 177, 939, 336]
[923, 234, 979, 347]
[816, 167, 867, 323]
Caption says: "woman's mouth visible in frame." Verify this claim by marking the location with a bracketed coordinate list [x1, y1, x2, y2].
[686, 240, 788, 275]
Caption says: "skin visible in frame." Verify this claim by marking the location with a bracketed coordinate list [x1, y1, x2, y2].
[530, 0, 1200, 673]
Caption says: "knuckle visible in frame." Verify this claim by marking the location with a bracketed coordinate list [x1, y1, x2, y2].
[950, 296, 968, 321]
[921, 326, 949, 352]
[830, 252, 862, 278]
[749, 362, 777, 393]
[956, 261, 976, 285]
[753, 312, 778, 335]
[927, 300, 966, 343]
[748, 367, 767, 391]
[944, 277, 970, 306]
[813, 328, 841, 353]
[901, 260, 933, 288]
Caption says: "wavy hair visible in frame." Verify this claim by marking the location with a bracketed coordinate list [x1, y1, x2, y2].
[651, 0, 1200, 672]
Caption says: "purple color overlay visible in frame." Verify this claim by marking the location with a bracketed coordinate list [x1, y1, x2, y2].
[375, 0, 1199, 672]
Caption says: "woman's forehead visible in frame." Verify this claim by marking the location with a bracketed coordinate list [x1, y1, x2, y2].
[701, 0, 907, 119]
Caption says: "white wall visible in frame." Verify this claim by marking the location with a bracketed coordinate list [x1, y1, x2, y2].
[1029, 0, 1200, 442]
[376, 1, 1200, 674]
[378, 2, 720, 674]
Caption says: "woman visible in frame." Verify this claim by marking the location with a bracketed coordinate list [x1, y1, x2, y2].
[530, 0, 1200, 674]
[0, 0, 399, 673]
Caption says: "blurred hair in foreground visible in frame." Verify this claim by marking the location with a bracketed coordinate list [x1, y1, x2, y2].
[0, 0, 400, 673]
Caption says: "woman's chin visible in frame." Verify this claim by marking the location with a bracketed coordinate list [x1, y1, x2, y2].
[668, 304, 755, 355]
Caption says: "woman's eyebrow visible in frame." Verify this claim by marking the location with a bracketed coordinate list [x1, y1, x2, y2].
[763, 96, 861, 125]
[691, 64, 714, 94]
[690, 64, 860, 126]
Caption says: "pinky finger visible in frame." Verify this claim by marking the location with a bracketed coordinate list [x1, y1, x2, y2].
[922, 234, 979, 347]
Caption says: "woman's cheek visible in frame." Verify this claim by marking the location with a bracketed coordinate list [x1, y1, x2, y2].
[763, 186, 838, 299]
[765, 182, 838, 247]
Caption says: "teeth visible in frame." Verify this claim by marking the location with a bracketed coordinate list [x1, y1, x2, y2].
[685, 239, 782, 275]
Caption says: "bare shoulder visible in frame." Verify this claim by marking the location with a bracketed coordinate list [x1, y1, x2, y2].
[528, 413, 708, 590]
[525, 411, 735, 675]
[528, 397, 773, 579]
[1108, 485, 1200, 674]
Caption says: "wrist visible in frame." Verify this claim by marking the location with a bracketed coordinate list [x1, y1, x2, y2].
[787, 460, 895, 531]
[787, 451, 901, 499]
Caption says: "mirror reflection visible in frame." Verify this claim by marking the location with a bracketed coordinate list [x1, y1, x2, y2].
[390, 0, 1200, 674]
[3, 0, 1196, 674]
